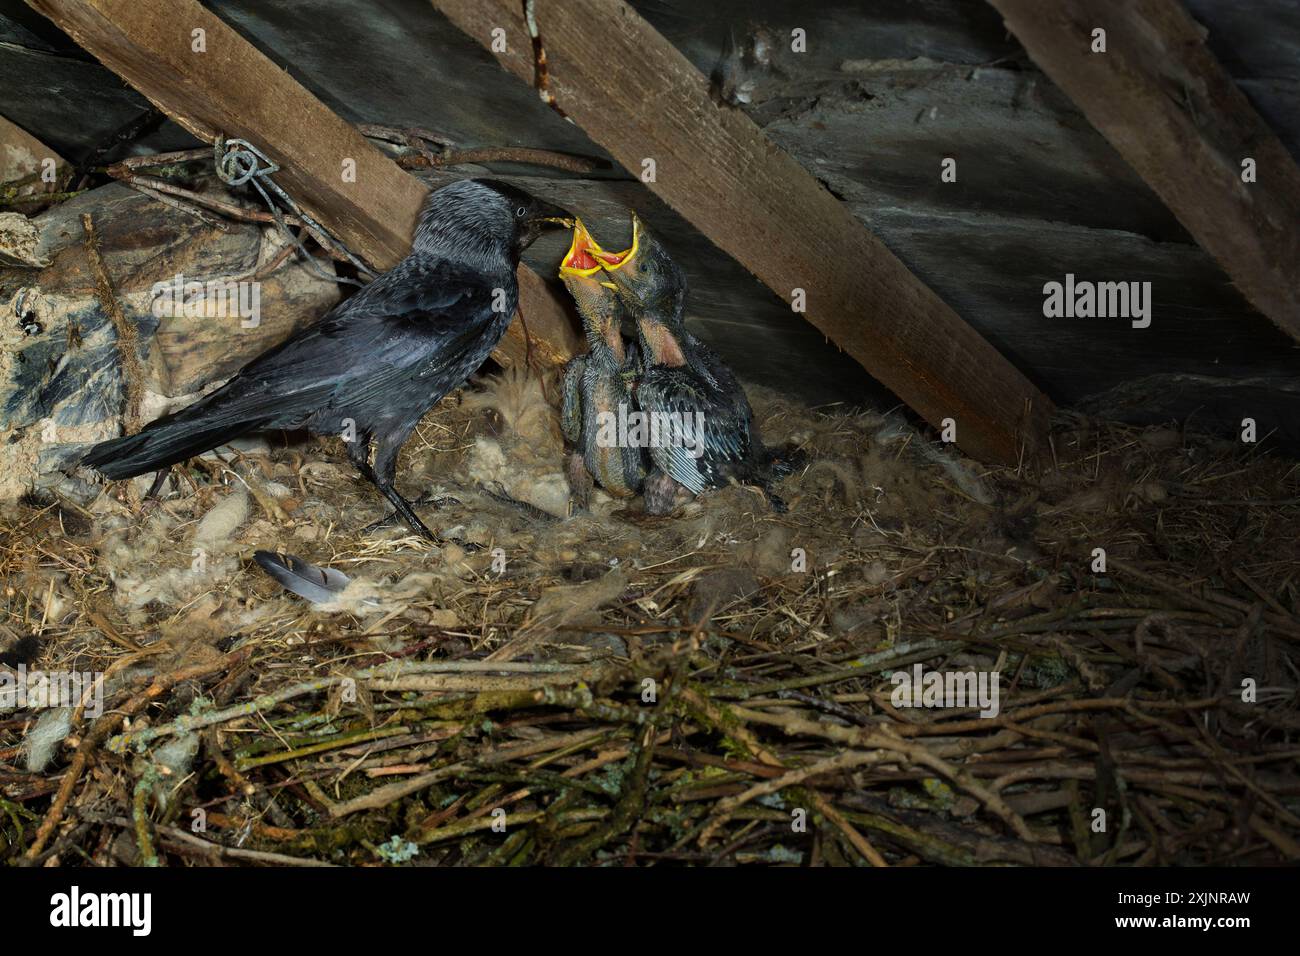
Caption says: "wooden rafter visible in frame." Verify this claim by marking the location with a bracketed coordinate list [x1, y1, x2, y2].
[989, 0, 1300, 344]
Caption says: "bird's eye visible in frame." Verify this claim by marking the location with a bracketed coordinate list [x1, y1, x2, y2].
[516, 205, 528, 218]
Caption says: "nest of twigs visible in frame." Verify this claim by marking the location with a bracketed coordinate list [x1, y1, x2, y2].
[2, 373, 1298, 867]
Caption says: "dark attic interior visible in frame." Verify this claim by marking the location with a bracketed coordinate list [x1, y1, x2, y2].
[1, 0, 1299, 880]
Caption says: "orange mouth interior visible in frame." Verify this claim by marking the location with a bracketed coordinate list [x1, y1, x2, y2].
[560, 219, 629, 277]
[591, 249, 628, 267]
[569, 246, 600, 271]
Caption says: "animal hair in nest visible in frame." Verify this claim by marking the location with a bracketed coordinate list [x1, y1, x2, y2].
[95, 488, 249, 613]
[461, 365, 563, 457]
[461, 367, 572, 519]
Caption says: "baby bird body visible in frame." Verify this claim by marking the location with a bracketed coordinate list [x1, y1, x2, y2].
[593, 214, 782, 514]
[559, 222, 647, 508]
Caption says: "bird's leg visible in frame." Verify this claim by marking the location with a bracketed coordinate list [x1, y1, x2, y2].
[479, 482, 559, 522]
[354, 458, 435, 540]
[559, 357, 586, 447]
[376, 477, 436, 540]
[145, 466, 172, 501]
[418, 493, 462, 508]
[348, 432, 436, 541]
[566, 450, 593, 514]
[371, 427, 439, 539]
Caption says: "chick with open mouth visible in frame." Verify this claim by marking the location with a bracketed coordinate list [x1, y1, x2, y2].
[557, 219, 647, 510]
[590, 213, 799, 514]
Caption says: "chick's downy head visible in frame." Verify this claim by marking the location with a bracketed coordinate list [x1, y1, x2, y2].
[591, 212, 686, 323]
[560, 219, 627, 353]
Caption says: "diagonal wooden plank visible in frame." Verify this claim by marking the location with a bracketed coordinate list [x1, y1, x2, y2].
[429, 0, 1053, 466]
[23, 0, 581, 367]
[988, 0, 1300, 344]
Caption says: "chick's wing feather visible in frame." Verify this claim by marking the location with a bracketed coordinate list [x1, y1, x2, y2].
[638, 368, 752, 494]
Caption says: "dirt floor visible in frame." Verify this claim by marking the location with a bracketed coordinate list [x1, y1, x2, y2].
[2, 368, 1298, 866]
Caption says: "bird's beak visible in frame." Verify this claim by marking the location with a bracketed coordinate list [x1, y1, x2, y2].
[559, 218, 606, 277]
[591, 213, 640, 272]
[531, 197, 575, 229]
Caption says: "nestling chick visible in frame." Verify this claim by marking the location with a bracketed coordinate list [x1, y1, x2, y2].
[557, 220, 646, 510]
[592, 213, 799, 513]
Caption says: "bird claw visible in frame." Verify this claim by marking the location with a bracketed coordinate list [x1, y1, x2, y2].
[359, 500, 439, 540]
[359, 513, 479, 551]
[418, 493, 462, 508]
[358, 512, 406, 537]
[441, 537, 484, 553]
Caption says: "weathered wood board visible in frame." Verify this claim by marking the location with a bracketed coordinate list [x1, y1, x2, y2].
[0, 5, 192, 160]
[1183, 0, 1300, 159]
[988, 0, 1300, 345]
[763, 66, 1300, 393]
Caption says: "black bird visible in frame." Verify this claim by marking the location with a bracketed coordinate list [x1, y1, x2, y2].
[557, 220, 646, 509]
[592, 213, 797, 514]
[79, 179, 572, 539]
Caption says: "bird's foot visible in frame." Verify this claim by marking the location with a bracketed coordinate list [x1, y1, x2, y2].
[479, 482, 559, 523]
[643, 469, 692, 516]
[358, 512, 406, 537]
[359, 492, 438, 541]
[443, 537, 485, 553]
[417, 492, 462, 508]
[359, 512, 480, 550]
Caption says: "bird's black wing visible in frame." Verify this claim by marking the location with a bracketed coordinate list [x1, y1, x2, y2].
[80, 257, 506, 479]
[224, 256, 504, 428]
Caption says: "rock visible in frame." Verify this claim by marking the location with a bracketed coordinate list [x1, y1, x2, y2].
[0, 181, 339, 498]
[0, 213, 48, 268]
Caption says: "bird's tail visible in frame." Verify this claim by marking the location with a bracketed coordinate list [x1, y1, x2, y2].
[78, 397, 268, 480]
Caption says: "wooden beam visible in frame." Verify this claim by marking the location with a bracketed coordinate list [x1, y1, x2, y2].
[429, 0, 1052, 465]
[988, 0, 1300, 344]
[23, 0, 580, 367]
